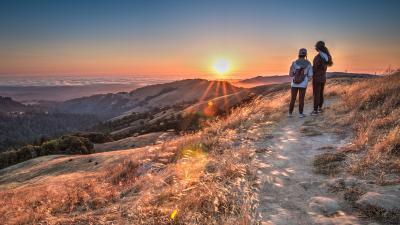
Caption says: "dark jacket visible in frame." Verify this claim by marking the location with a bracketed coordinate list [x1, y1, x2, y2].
[313, 53, 328, 83]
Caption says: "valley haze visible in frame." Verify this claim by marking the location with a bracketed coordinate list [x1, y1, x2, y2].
[0, 75, 174, 102]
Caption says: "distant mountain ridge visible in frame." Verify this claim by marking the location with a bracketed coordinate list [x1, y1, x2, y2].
[326, 72, 378, 79]
[0, 96, 27, 113]
[238, 75, 291, 85]
[236, 72, 378, 87]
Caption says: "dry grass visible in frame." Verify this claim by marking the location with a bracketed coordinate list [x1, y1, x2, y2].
[324, 72, 400, 179]
[0, 88, 289, 224]
[0, 175, 119, 224]
[300, 126, 323, 137]
[357, 203, 400, 224]
[313, 152, 346, 175]
[343, 187, 365, 204]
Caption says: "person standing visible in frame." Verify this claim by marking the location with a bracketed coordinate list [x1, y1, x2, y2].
[288, 48, 313, 118]
[311, 41, 333, 115]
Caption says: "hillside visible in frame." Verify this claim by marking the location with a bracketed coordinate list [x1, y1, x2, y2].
[0, 96, 28, 113]
[0, 78, 290, 224]
[0, 83, 145, 102]
[0, 113, 100, 151]
[93, 82, 291, 141]
[94, 132, 175, 152]
[0, 79, 246, 167]
[0, 97, 101, 151]
[56, 79, 242, 119]
[235, 75, 291, 87]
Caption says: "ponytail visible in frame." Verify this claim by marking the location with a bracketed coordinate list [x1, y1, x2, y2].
[321, 46, 333, 66]
[316, 41, 333, 66]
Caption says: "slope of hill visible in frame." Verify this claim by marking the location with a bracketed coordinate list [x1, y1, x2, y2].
[93, 82, 291, 141]
[327, 72, 378, 79]
[56, 79, 242, 119]
[234, 75, 290, 87]
[0, 83, 144, 102]
[0, 78, 290, 224]
[182, 82, 291, 117]
[0, 96, 27, 113]
[0, 97, 101, 151]
[94, 132, 175, 152]
[0, 113, 100, 151]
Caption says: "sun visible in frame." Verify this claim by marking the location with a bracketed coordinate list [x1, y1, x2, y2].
[213, 59, 230, 75]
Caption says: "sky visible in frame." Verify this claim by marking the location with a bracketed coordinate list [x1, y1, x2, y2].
[0, 0, 399, 79]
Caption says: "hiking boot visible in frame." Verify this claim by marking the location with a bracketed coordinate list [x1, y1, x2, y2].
[288, 112, 293, 117]
[317, 108, 323, 113]
[299, 113, 306, 118]
[310, 110, 318, 116]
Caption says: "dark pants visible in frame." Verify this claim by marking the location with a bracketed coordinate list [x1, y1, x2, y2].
[313, 81, 325, 110]
[289, 87, 306, 114]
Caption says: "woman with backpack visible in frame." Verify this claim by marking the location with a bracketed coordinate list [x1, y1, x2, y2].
[288, 48, 313, 118]
[311, 41, 333, 115]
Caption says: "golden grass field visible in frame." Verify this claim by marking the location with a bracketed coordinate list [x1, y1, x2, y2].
[0, 87, 289, 224]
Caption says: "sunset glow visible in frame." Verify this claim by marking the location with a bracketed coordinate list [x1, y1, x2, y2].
[0, 1, 399, 78]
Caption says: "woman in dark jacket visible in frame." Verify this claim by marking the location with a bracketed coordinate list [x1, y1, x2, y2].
[311, 41, 333, 115]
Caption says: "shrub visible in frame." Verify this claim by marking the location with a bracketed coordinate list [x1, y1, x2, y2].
[0, 135, 94, 169]
[72, 132, 113, 144]
[16, 145, 37, 161]
[57, 135, 93, 154]
[40, 139, 60, 155]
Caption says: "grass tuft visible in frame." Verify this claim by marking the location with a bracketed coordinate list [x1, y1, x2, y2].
[313, 152, 346, 175]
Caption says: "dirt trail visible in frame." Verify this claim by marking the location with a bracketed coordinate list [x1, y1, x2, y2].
[250, 100, 372, 225]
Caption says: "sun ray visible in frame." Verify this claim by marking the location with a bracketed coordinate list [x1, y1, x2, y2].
[227, 83, 243, 103]
[222, 81, 229, 113]
[198, 80, 215, 103]
[214, 81, 221, 98]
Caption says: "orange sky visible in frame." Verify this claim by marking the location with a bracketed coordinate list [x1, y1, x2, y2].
[1, 41, 398, 79]
[0, 1, 399, 79]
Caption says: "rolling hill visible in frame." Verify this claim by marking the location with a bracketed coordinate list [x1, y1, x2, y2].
[56, 79, 242, 119]
[235, 75, 291, 87]
[0, 96, 28, 114]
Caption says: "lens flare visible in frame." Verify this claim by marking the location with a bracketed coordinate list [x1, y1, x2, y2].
[170, 209, 178, 219]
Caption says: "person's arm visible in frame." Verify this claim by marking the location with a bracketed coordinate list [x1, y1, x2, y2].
[289, 62, 295, 77]
[312, 56, 318, 75]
